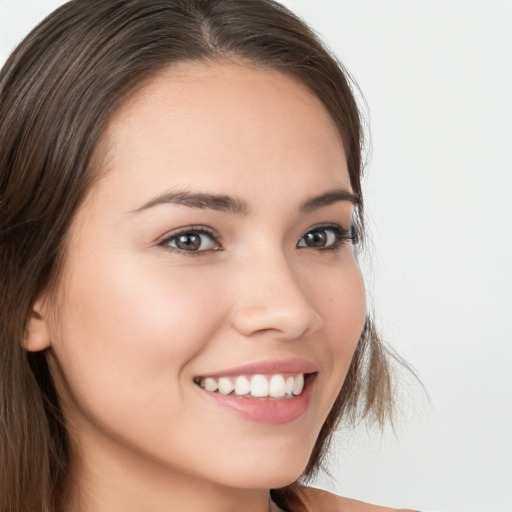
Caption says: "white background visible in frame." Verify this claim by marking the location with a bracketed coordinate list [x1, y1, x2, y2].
[1, 1, 511, 511]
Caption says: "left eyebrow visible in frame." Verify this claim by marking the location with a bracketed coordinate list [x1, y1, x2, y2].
[300, 188, 360, 212]
[131, 190, 249, 215]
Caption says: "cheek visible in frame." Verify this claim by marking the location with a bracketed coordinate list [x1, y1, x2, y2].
[316, 262, 366, 381]
[318, 257, 366, 330]
[337, 265, 366, 344]
[47, 258, 224, 422]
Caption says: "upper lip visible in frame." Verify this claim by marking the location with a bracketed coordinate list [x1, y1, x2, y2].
[195, 358, 319, 379]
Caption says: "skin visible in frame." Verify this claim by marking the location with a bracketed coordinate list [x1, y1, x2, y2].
[290, 487, 419, 512]
[25, 63, 368, 512]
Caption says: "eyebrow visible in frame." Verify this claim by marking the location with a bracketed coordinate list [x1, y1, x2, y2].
[132, 187, 359, 215]
[133, 190, 248, 215]
[299, 188, 360, 212]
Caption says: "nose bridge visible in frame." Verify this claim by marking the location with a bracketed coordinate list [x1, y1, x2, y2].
[229, 246, 322, 339]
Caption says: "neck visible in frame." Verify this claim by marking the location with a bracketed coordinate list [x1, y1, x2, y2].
[63, 434, 276, 512]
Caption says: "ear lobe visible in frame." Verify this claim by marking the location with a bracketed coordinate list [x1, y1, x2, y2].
[23, 298, 52, 352]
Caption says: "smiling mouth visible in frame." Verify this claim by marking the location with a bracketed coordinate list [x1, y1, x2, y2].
[193, 373, 316, 399]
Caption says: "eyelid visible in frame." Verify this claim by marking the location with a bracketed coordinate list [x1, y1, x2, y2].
[157, 225, 222, 254]
[297, 223, 358, 249]
[155, 222, 358, 256]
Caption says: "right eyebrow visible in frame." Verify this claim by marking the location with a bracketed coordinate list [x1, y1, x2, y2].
[131, 189, 249, 216]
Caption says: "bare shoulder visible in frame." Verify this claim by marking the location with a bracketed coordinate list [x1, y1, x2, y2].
[290, 486, 419, 512]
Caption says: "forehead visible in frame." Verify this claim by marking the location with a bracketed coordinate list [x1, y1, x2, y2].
[92, 62, 349, 206]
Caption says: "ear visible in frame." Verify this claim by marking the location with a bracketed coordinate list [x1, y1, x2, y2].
[23, 297, 52, 352]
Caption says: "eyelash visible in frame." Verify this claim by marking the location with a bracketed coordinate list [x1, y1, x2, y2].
[297, 224, 359, 252]
[158, 226, 222, 256]
[158, 223, 358, 256]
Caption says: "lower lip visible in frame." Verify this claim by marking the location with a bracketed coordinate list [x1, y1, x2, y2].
[196, 374, 316, 424]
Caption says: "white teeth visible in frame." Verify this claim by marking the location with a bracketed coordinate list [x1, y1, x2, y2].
[196, 372, 309, 399]
[204, 377, 218, 392]
[269, 374, 286, 398]
[234, 376, 251, 396]
[285, 376, 294, 395]
[292, 373, 304, 395]
[218, 377, 234, 395]
[250, 374, 269, 397]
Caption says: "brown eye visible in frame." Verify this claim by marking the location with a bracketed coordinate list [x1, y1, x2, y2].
[175, 233, 203, 251]
[306, 230, 330, 247]
[297, 227, 337, 249]
[162, 229, 219, 252]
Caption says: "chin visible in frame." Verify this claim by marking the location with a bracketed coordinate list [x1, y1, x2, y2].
[225, 469, 305, 491]
[215, 444, 312, 491]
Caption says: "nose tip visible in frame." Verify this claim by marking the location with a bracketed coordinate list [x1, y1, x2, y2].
[229, 263, 323, 340]
[232, 302, 322, 339]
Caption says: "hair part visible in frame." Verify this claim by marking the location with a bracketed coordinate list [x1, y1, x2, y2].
[0, 1, 393, 510]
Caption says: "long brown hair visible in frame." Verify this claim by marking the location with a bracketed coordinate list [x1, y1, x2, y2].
[0, 1, 394, 510]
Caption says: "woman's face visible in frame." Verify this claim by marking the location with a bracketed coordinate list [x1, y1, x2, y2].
[38, 63, 366, 493]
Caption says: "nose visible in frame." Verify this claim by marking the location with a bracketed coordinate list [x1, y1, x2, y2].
[229, 251, 323, 340]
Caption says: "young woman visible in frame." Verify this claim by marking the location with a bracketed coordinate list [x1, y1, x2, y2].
[0, 1, 416, 510]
